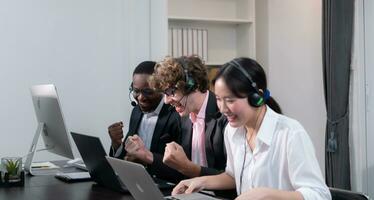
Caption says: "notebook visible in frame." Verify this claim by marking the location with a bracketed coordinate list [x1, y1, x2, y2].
[106, 156, 221, 200]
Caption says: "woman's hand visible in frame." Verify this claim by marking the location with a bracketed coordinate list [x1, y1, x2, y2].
[171, 177, 207, 196]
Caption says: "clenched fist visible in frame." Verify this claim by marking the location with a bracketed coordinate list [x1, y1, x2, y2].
[108, 121, 124, 150]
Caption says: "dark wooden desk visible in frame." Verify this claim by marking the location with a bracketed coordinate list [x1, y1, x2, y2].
[0, 174, 137, 200]
[0, 161, 142, 200]
[0, 161, 231, 200]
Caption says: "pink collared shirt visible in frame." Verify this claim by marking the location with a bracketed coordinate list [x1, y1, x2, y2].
[189, 91, 209, 167]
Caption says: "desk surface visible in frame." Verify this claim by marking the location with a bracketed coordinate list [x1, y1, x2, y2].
[0, 161, 157, 200]
[0, 175, 137, 200]
[0, 161, 231, 200]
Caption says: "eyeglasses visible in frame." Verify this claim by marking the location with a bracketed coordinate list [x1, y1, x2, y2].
[163, 87, 178, 97]
[130, 87, 157, 98]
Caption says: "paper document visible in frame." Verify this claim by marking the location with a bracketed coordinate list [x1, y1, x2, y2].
[31, 161, 59, 169]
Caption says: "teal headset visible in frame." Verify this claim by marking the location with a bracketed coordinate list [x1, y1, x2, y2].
[177, 57, 196, 94]
[228, 59, 265, 107]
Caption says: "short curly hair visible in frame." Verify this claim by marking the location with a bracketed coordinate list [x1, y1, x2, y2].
[150, 55, 209, 95]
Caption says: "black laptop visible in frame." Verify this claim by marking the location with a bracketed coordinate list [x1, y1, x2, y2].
[71, 132, 128, 192]
[70, 132, 173, 193]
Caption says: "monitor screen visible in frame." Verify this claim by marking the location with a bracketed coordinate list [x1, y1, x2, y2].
[30, 84, 74, 159]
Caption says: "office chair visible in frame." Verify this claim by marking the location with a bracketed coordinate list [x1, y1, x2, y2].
[330, 187, 371, 200]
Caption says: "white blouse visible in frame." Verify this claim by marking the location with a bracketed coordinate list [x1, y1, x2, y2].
[224, 106, 331, 200]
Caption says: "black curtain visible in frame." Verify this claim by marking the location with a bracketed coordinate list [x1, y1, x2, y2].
[323, 0, 354, 189]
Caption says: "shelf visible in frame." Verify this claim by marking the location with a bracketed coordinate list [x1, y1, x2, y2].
[168, 16, 252, 25]
[205, 62, 223, 66]
[167, 0, 256, 63]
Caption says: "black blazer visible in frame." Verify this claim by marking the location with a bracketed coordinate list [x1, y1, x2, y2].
[109, 102, 182, 182]
[151, 91, 228, 183]
[180, 91, 228, 176]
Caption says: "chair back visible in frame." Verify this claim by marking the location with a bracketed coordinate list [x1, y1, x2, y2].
[330, 187, 370, 200]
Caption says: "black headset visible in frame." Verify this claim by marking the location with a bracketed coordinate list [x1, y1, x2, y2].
[228, 59, 264, 107]
[177, 57, 196, 94]
[128, 83, 137, 106]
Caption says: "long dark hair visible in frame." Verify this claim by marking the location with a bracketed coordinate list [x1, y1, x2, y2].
[212, 57, 282, 114]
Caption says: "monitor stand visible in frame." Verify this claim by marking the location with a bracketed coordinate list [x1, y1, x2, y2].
[24, 122, 59, 175]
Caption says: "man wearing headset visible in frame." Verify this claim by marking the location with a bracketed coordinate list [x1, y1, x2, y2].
[150, 56, 228, 179]
[108, 61, 181, 182]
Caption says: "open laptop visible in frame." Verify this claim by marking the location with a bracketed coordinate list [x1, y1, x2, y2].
[71, 132, 128, 192]
[71, 132, 173, 193]
[106, 156, 221, 200]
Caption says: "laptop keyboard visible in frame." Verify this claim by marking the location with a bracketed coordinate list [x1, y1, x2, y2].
[164, 196, 211, 200]
[165, 193, 219, 200]
[165, 197, 180, 200]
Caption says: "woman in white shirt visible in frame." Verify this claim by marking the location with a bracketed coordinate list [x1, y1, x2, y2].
[171, 57, 331, 200]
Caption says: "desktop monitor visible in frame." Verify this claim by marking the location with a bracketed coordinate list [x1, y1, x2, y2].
[25, 84, 74, 175]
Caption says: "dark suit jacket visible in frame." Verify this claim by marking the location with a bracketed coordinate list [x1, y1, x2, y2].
[150, 91, 229, 183]
[109, 102, 182, 182]
[180, 91, 228, 176]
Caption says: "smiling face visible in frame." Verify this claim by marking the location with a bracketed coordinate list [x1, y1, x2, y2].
[132, 74, 162, 112]
[214, 78, 258, 127]
[163, 87, 192, 117]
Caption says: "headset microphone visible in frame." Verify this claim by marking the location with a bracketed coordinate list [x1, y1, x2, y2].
[129, 83, 138, 106]
[168, 105, 174, 112]
[168, 94, 187, 113]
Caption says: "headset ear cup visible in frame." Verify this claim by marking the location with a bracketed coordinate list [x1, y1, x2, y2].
[248, 93, 264, 107]
[185, 76, 196, 93]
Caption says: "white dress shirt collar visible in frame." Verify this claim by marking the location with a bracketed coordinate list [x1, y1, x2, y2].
[143, 97, 164, 118]
[232, 106, 277, 147]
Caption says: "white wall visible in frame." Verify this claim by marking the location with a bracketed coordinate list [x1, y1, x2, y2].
[351, 0, 374, 195]
[150, 0, 168, 61]
[350, 0, 368, 193]
[0, 0, 153, 161]
[364, 0, 374, 197]
[258, 0, 326, 172]
[255, 0, 269, 73]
